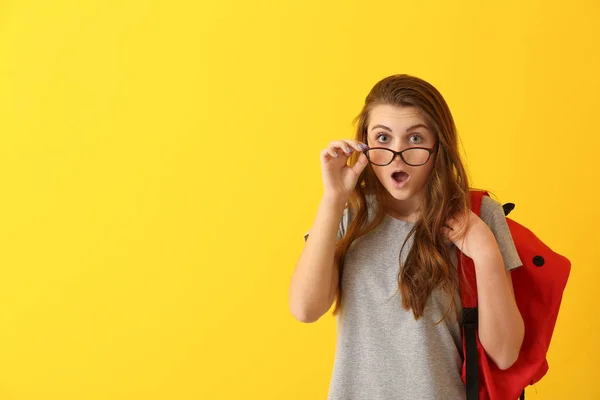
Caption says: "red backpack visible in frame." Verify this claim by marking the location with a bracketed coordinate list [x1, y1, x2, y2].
[457, 190, 571, 400]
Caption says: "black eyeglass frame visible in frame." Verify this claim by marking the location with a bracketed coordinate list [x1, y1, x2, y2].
[362, 140, 439, 167]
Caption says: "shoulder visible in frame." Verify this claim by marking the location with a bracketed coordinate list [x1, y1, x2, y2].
[478, 194, 523, 271]
[479, 195, 506, 224]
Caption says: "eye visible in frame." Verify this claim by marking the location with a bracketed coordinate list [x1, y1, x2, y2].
[375, 132, 390, 143]
[408, 134, 424, 144]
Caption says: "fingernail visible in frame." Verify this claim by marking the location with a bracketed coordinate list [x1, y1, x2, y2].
[358, 144, 367, 150]
[346, 147, 352, 153]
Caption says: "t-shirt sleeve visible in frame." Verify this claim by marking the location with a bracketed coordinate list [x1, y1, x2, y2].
[304, 203, 351, 243]
[480, 195, 523, 271]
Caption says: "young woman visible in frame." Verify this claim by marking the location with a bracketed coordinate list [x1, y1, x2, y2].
[289, 74, 524, 399]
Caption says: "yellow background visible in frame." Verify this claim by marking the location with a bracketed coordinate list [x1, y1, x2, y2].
[1, 0, 598, 399]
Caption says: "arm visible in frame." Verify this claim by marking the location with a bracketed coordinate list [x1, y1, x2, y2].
[289, 196, 346, 323]
[443, 197, 524, 369]
[473, 250, 524, 370]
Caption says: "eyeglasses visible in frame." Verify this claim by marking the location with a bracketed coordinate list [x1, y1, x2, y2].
[363, 141, 439, 167]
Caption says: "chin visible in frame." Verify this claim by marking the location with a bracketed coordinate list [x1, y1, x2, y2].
[383, 184, 414, 201]
[388, 191, 413, 201]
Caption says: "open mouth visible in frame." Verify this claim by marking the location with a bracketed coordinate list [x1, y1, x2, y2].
[392, 171, 410, 183]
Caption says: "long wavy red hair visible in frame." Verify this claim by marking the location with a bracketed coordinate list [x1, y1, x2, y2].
[332, 74, 478, 322]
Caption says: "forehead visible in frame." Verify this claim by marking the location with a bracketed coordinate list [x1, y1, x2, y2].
[367, 104, 428, 131]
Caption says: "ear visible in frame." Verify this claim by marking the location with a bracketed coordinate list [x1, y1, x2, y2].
[502, 203, 515, 216]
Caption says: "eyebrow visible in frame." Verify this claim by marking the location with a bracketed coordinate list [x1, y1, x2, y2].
[370, 124, 429, 133]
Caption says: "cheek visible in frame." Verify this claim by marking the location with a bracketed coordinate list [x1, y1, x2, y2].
[371, 165, 387, 180]
[408, 162, 435, 183]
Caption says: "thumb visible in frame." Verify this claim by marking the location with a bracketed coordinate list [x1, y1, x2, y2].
[351, 152, 369, 175]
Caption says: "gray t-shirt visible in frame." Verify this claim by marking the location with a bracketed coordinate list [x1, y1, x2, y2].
[304, 194, 523, 400]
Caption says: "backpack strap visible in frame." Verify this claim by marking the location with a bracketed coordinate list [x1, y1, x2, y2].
[459, 189, 488, 400]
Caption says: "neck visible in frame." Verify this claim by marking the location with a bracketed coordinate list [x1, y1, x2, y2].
[382, 191, 423, 223]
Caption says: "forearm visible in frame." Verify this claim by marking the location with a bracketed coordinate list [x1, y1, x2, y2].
[474, 249, 524, 370]
[289, 196, 346, 323]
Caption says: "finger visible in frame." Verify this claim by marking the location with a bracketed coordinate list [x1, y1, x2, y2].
[321, 148, 339, 160]
[442, 227, 454, 240]
[324, 145, 342, 158]
[329, 140, 364, 156]
[347, 139, 369, 152]
[443, 220, 455, 230]
[351, 151, 369, 174]
[328, 140, 351, 154]
[326, 144, 349, 158]
[448, 214, 464, 226]
[447, 215, 458, 223]
[328, 148, 340, 158]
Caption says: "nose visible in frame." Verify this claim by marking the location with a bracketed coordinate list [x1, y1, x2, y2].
[390, 151, 406, 166]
